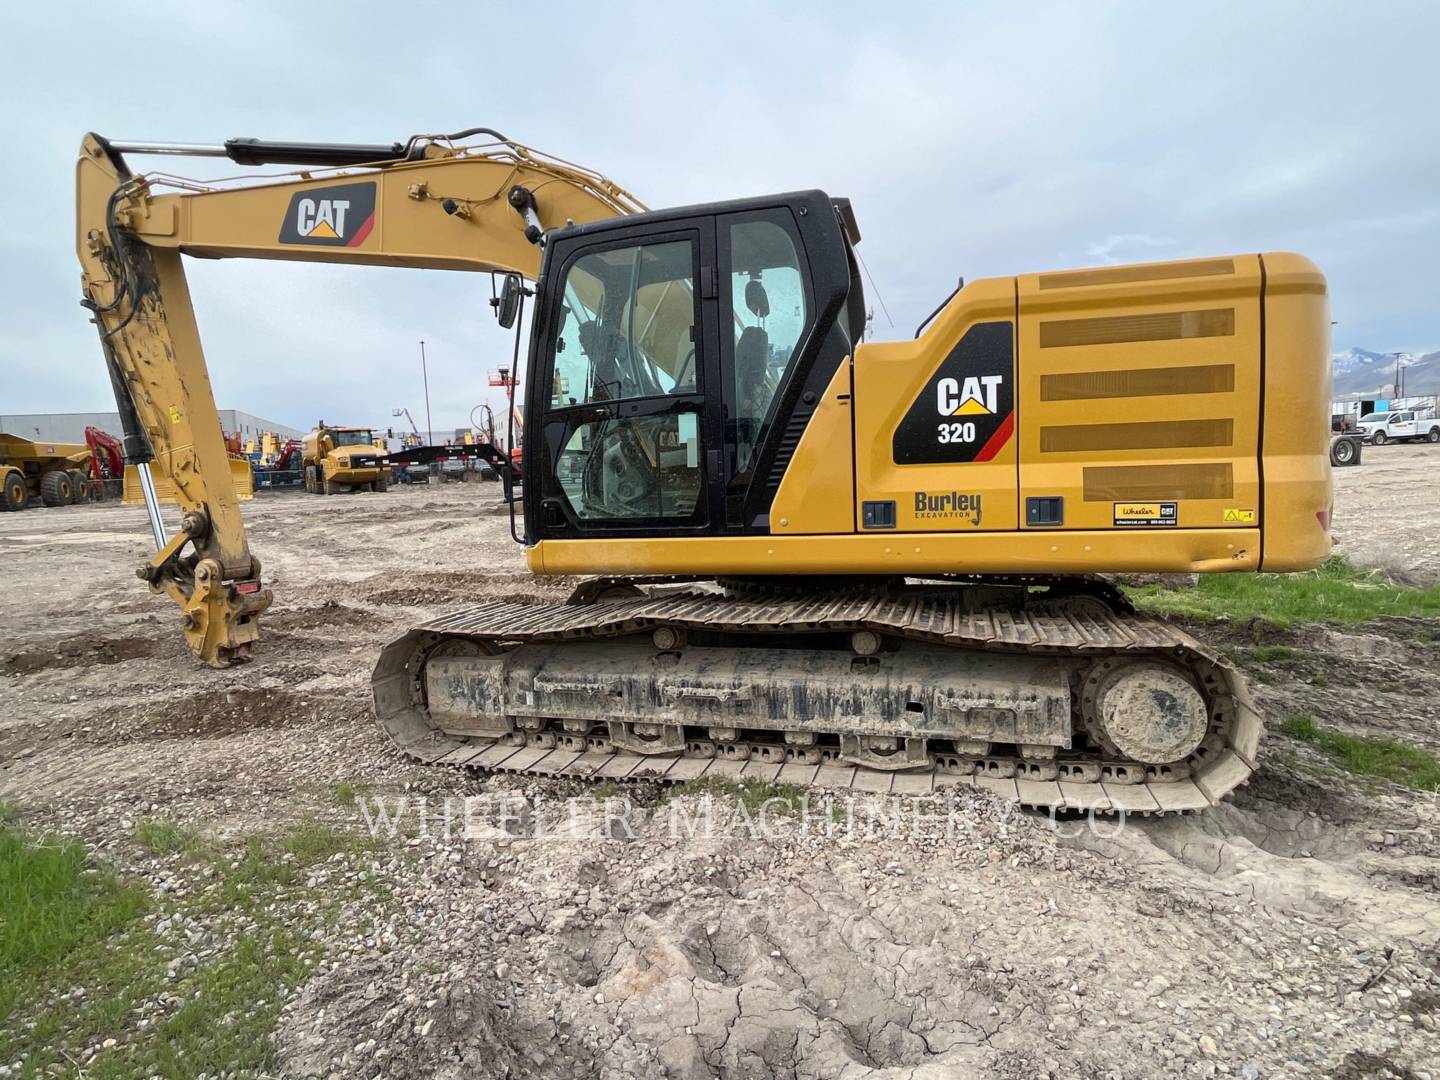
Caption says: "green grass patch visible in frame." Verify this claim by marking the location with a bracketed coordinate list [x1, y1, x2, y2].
[328, 780, 373, 806]
[0, 827, 150, 1027]
[202, 818, 376, 911]
[132, 818, 205, 856]
[1281, 714, 1440, 793]
[0, 818, 386, 1079]
[668, 775, 809, 817]
[281, 817, 368, 863]
[0, 800, 18, 824]
[1248, 644, 1298, 662]
[1126, 557, 1440, 628]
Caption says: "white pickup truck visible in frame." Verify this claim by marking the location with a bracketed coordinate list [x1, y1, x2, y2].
[1357, 409, 1440, 445]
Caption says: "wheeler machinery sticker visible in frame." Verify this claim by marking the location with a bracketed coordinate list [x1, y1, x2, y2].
[893, 322, 1014, 464]
[1113, 502, 1178, 527]
[278, 181, 377, 247]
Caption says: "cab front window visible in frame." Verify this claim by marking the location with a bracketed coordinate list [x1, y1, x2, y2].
[546, 236, 706, 525]
[550, 240, 698, 408]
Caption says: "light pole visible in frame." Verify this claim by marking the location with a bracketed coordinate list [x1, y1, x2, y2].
[1393, 352, 1404, 400]
[420, 340, 434, 446]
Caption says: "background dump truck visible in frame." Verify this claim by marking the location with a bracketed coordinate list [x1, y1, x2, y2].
[0, 433, 93, 509]
[302, 424, 389, 494]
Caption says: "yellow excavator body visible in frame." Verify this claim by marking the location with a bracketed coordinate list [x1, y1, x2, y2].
[75, 128, 1331, 810]
[530, 253, 1330, 577]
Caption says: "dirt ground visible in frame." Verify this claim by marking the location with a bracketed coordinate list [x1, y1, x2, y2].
[2, 453, 1439, 1079]
[1329, 442, 1440, 585]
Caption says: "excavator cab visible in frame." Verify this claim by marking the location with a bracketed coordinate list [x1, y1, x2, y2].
[523, 191, 864, 542]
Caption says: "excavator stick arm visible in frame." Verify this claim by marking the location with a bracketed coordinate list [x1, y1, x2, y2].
[78, 138, 272, 665]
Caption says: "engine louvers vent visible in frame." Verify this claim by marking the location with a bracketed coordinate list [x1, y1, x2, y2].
[1082, 462, 1233, 502]
[1040, 364, 1235, 401]
[1040, 308, 1234, 348]
[1041, 419, 1234, 453]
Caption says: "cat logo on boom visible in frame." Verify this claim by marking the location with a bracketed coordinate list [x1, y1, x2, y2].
[278, 181, 377, 247]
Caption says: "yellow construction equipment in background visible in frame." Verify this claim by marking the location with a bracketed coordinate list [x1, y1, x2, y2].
[301, 423, 388, 494]
[75, 126, 1332, 810]
[121, 457, 253, 504]
[0, 434, 93, 509]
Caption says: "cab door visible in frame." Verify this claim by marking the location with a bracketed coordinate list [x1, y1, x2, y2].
[530, 221, 726, 538]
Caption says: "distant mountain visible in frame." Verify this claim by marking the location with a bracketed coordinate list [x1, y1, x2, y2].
[1332, 348, 1440, 397]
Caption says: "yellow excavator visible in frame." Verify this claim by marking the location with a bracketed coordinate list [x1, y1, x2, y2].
[76, 128, 1331, 813]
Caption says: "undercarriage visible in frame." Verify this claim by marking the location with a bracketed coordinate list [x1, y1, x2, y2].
[373, 578, 1261, 814]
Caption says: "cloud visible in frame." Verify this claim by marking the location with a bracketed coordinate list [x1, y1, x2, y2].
[1085, 234, 1175, 264]
[1, 0, 1436, 433]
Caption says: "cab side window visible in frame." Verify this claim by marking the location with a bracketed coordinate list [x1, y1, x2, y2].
[726, 218, 808, 474]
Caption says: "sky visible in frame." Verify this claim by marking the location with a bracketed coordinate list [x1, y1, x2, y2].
[1, 0, 1436, 436]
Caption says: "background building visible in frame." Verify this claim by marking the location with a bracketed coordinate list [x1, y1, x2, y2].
[0, 410, 305, 443]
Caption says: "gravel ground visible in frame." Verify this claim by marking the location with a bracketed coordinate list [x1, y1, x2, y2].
[1329, 441, 1440, 585]
[2, 462, 1439, 1079]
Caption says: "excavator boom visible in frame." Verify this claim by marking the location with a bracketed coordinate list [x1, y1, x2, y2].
[76, 129, 642, 665]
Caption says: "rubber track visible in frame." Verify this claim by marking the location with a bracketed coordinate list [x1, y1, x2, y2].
[372, 588, 1264, 815]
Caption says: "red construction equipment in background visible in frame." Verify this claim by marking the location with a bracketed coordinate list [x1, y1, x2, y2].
[84, 427, 124, 482]
[83, 426, 125, 501]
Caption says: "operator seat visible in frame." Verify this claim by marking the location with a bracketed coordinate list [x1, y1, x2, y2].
[734, 276, 774, 467]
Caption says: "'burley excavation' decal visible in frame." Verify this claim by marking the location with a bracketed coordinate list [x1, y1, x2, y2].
[913, 491, 983, 526]
[278, 181, 377, 247]
[892, 322, 1015, 464]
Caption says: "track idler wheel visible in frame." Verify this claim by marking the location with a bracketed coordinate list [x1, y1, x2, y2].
[1083, 660, 1209, 765]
